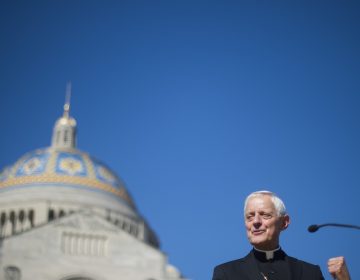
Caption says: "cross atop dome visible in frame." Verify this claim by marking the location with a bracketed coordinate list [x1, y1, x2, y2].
[63, 81, 72, 118]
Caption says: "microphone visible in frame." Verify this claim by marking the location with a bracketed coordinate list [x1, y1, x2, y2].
[308, 223, 360, 233]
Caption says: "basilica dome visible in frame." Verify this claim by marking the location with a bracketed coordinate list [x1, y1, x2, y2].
[0, 88, 135, 212]
[0, 87, 159, 248]
[0, 147, 135, 209]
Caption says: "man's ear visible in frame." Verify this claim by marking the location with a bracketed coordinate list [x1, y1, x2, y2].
[281, 215, 290, 231]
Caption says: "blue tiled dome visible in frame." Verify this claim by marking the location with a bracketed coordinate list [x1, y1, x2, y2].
[0, 89, 135, 209]
[0, 89, 161, 250]
[0, 147, 135, 208]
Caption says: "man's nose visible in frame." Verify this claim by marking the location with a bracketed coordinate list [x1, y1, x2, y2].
[253, 214, 262, 225]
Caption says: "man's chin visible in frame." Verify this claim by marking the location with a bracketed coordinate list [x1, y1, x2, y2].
[250, 238, 266, 247]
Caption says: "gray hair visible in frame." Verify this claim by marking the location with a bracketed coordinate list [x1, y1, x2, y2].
[244, 190, 287, 217]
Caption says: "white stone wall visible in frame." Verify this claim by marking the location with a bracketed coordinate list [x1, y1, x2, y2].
[0, 211, 185, 280]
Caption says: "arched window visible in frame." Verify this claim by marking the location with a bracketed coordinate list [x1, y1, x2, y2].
[9, 211, 15, 233]
[48, 209, 55, 221]
[121, 221, 127, 230]
[64, 129, 69, 143]
[28, 209, 34, 227]
[18, 210, 25, 223]
[0, 212, 6, 226]
[59, 210, 66, 218]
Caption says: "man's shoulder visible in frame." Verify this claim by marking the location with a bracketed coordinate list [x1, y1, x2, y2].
[287, 254, 324, 277]
[214, 258, 246, 269]
[287, 255, 321, 268]
[212, 257, 250, 279]
[214, 254, 251, 271]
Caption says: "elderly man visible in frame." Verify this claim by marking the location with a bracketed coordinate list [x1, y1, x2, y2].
[212, 190, 350, 280]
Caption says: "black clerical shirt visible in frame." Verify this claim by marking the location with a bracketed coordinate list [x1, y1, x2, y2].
[253, 248, 291, 280]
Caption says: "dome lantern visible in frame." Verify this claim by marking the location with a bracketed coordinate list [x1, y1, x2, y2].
[51, 82, 77, 149]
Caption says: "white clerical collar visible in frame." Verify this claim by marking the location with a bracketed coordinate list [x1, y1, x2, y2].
[253, 247, 281, 260]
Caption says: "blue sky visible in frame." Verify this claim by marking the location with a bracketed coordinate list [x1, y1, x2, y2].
[1, 1, 359, 279]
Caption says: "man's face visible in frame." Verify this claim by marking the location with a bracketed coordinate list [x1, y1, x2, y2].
[244, 195, 289, 250]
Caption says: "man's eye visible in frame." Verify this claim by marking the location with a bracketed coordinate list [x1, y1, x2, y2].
[262, 214, 272, 219]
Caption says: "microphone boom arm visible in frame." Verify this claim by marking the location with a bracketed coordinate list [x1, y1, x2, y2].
[308, 223, 360, 233]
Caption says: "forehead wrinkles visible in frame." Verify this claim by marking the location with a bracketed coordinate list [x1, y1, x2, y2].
[245, 197, 276, 213]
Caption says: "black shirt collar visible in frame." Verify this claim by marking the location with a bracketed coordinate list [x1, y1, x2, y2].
[253, 247, 286, 262]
